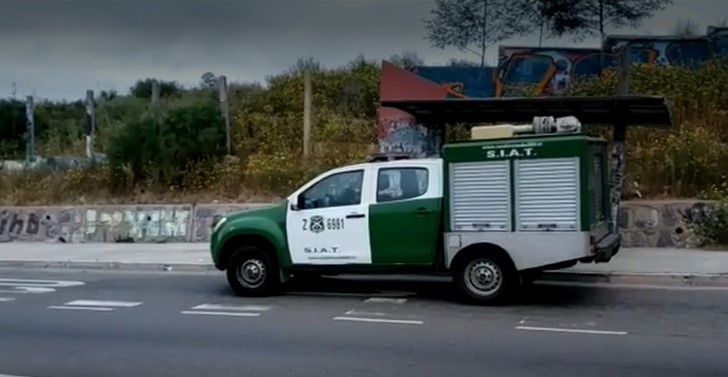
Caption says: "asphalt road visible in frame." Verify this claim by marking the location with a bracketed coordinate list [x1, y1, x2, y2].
[1, 268, 728, 377]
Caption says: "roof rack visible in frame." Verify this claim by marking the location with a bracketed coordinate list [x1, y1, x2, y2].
[367, 153, 412, 162]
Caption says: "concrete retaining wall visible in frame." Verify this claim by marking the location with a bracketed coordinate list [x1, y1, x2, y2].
[0, 200, 715, 248]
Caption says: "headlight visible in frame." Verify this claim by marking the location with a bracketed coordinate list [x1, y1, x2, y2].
[212, 217, 227, 233]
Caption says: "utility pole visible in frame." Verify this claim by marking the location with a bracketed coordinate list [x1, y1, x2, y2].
[303, 69, 312, 158]
[609, 44, 631, 234]
[218, 75, 231, 155]
[25, 95, 34, 162]
[85, 90, 96, 160]
[151, 79, 160, 108]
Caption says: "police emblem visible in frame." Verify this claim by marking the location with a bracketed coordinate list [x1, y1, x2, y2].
[309, 215, 325, 233]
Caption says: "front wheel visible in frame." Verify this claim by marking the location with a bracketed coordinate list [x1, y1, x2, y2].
[454, 254, 517, 305]
[226, 246, 281, 297]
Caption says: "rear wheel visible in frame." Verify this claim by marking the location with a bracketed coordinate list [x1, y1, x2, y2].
[226, 246, 281, 297]
[454, 253, 518, 305]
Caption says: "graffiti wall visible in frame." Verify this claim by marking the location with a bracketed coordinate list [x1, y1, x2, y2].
[496, 46, 613, 96]
[191, 204, 270, 242]
[708, 26, 728, 56]
[0, 204, 269, 243]
[603, 35, 710, 66]
[409, 66, 498, 98]
[381, 25, 728, 102]
[377, 26, 728, 156]
[497, 29, 728, 97]
[378, 61, 448, 157]
[0, 208, 84, 243]
[84, 206, 192, 242]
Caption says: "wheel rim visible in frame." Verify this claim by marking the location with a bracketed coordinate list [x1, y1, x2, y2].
[464, 259, 502, 296]
[237, 259, 267, 289]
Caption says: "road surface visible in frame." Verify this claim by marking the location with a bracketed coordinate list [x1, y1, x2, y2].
[0, 267, 727, 377]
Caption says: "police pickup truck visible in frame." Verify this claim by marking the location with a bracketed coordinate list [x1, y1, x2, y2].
[209, 116, 619, 305]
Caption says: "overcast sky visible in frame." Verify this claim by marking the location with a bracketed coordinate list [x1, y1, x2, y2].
[1, 0, 726, 101]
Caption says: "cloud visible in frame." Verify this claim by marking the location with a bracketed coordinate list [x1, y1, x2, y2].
[0, 0, 441, 99]
[0, 0, 724, 100]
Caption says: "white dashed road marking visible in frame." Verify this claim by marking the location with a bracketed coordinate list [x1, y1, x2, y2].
[47, 305, 113, 312]
[48, 299, 143, 312]
[181, 311, 261, 317]
[191, 304, 271, 312]
[64, 300, 143, 308]
[0, 297, 15, 302]
[0, 278, 84, 295]
[333, 296, 422, 325]
[182, 303, 271, 318]
[333, 316, 424, 325]
[344, 309, 394, 317]
[363, 297, 407, 304]
[515, 326, 628, 335]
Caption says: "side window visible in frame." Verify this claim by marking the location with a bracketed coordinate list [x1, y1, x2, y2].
[300, 170, 364, 209]
[376, 167, 429, 203]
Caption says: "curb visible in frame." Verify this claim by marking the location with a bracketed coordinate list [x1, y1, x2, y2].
[541, 271, 728, 287]
[0, 260, 217, 273]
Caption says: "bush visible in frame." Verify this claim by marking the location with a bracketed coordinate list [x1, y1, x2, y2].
[4, 56, 728, 206]
[682, 178, 728, 247]
[105, 98, 227, 191]
[685, 202, 728, 247]
[570, 58, 728, 198]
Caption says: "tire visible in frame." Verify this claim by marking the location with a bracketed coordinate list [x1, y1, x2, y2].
[453, 253, 518, 305]
[226, 246, 281, 297]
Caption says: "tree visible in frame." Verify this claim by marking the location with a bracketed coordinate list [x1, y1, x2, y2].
[447, 58, 480, 67]
[129, 78, 183, 99]
[671, 18, 701, 37]
[423, 0, 531, 67]
[539, 0, 673, 42]
[200, 72, 218, 89]
[388, 50, 424, 70]
[511, 0, 566, 47]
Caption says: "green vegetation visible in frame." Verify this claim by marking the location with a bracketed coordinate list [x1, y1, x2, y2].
[1, 56, 728, 212]
[0, 58, 380, 205]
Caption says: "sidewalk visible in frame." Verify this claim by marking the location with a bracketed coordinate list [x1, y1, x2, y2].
[0, 243, 213, 271]
[1, 242, 728, 277]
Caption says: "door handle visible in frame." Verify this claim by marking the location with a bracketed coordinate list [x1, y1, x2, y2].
[414, 207, 434, 215]
[346, 213, 366, 219]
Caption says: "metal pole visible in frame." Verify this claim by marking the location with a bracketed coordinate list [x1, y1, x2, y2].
[609, 45, 631, 234]
[303, 69, 312, 158]
[218, 75, 231, 155]
[151, 79, 160, 108]
[85, 90, 95, 160]
[25, 95, 34, 162]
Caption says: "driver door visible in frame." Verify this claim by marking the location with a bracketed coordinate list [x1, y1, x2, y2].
[285, 166, 373, 265]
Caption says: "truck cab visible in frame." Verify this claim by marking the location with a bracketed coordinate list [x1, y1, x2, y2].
[209, 115, 621, 305]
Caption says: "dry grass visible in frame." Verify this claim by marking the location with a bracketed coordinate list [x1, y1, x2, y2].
[4, 59, 728, 206]
[0, 165, 280, 206]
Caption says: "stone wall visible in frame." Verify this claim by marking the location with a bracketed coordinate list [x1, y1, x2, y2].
[0, 200, 715, 248]
[619, 200, 713, 248]
[0, 203, 271, 244]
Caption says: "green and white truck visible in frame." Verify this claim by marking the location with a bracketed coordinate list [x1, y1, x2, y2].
[209, 113, 627, 305]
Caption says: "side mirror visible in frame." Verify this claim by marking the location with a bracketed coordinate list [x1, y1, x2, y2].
[291, 195, 306, 211]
